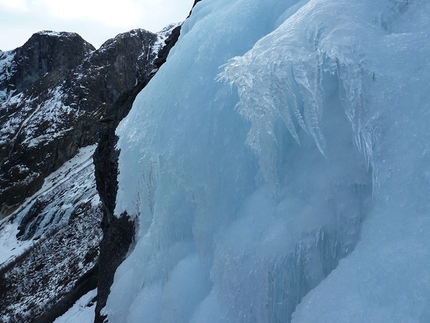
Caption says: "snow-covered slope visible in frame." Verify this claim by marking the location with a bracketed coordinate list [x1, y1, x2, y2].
[106, 0, 430, 322]
[53, 289, 97, 323]
[0, 145, 102, 322]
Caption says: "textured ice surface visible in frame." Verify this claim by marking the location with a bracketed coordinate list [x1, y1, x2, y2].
[108, 0, 430, 322]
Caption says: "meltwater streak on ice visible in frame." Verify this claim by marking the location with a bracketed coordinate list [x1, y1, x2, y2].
[109, 0, 430, 322]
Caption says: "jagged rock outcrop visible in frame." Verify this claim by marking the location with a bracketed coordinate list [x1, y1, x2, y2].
[0, 31, 95, 102]
[0, 28, 159, 218]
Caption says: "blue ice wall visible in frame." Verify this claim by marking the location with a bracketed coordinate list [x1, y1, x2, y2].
[107, 0, 430, 322]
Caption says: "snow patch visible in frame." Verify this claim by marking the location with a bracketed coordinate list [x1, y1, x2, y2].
[0, 220, 32, 265]
[151, 23, 183, 56]
[53, 289, 97, 323]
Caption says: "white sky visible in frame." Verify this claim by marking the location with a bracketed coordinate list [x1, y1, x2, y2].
[0, 0, 195, 51]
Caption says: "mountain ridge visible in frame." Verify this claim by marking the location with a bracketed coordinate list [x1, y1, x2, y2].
[0, 27, 162, 218]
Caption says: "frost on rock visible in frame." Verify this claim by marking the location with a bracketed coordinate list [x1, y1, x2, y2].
[0, 50, 16, 103]
[108, 0, 430, 322]
[150, 23, 183, 58]
[0, 85, 79, 150]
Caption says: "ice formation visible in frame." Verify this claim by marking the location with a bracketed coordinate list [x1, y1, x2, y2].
[107, 0, 430, 322]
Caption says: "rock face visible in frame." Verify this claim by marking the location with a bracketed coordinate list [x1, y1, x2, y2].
[0, 26, 177, 322]
[93, 77, 150, 323]
[0, 28, 159, 218]
[0, 31, 95, 99]
[0, 31, 95, 217]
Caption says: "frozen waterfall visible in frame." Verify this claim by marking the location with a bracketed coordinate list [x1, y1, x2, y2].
[106, 0, 430, 322]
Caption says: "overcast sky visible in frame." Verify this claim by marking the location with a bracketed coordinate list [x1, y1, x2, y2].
[0, 0, 195, 51]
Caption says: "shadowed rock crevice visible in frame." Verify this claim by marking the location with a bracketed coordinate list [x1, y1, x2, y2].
[93, 79, 151, 322]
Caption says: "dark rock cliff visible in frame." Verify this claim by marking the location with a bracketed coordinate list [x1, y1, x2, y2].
[0, 31, 94, 101]
[93, 75, 150, 323]
[0, 27, 169, 323]
[0, 32, 94, 217]
[0, 29, 158, 218]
